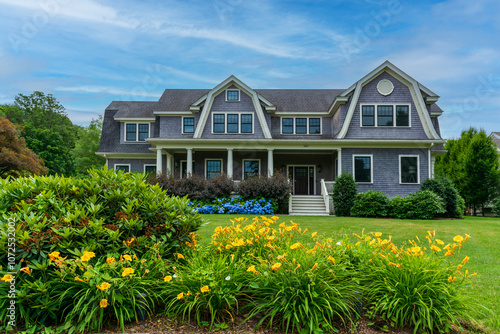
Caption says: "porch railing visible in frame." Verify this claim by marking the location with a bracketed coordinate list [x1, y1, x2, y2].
[320, 179, 331, 214]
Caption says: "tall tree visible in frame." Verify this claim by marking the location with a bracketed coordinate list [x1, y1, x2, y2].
[435, 128, 500, 215]
[71, 115, 106, 175]
[0, 117, 48, 177]
[2, 92, 79, 175]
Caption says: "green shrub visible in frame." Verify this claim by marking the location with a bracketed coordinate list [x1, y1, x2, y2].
[350, 190, 390, 217]
[150, 173, 235, 201]
[390, 190, 445, 219]
[0, 167, 204, 265]
[332, 173, 357, 216]
[237, 172, 292, 214]
[421, 176, 464, 218]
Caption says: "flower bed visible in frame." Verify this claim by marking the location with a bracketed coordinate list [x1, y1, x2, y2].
[0, 216, 479, 333]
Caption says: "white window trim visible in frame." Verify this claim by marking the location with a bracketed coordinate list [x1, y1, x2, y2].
[242, 159, 261, 179]
[399, 154, 420, 184]
[225, 88, 241, 102]
[124, 122, 150, 142]
[360, 104, 411, 128]
[205, 158, 223, 179]
[182, 116, 195, 134]
[211, 113, 254, 134]
[180, 160, 196, 178]
[280, 117, 322, 135]
[114, 164, 131, 172]
[352, 154, 373, 184]
[143, 164, 157, 173]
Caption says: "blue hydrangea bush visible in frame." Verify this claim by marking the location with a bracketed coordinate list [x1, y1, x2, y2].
[189, 197, 275, 214]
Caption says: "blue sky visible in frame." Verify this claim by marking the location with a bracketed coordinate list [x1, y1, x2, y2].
[0, 0, 499, 139]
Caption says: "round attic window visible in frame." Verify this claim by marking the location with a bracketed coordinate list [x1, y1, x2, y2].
[377, 79, 394, 96]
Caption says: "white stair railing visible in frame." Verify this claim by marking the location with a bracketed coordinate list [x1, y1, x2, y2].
[320, 179, 330, 214]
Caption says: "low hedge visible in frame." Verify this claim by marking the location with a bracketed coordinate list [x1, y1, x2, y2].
[391, 190, 445, 219]
[0, 167, 205, 265]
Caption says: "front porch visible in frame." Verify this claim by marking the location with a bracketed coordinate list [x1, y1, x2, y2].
[155, 148, 338, 197]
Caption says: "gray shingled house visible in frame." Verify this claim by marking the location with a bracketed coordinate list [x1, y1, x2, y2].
[97, 61, 446, 214]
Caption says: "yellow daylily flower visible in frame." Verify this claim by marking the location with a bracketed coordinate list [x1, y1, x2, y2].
[48, 251, 61, 261]
[1, 274, 14, 282]
[177, 253, 185, 260]
[97, 282, 111, 291]
[430, 245, 441, 252]
[453, 235, 464, 243]
[271, 263, 282, 271]
[20, 267, 32, 275]
[100, 299, 108, 308]
[290, 242, 302, 250]
[462, 256, 470, 264]
[106, 257, 116, 265]
[247, 265, 258, 273]
[164, 276, 173, 282]
[177, 292, 184, 299]
[122, 267, 134, 277]
[327, 256, 335, 264]
[311, 232, 318, 238]
[123, 254, 132, 262]
[200, 285, 210, 293]
[81, 251, 95, 262]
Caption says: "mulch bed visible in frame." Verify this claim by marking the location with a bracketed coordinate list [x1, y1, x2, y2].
[92, 314, 482, 334]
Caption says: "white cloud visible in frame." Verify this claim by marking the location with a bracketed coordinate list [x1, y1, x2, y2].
[55, 85, 159, 98]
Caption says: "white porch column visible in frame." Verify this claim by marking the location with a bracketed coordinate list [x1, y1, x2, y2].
[187, 148, 193, 176]
[268, 149, 274, 177]
[227, 148, 233, 178]
[337, 148, 342, 177]
[166, 153, 173, 176]
[156, 148, 163, 174]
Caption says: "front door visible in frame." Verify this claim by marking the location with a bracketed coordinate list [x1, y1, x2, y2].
[289, 166, 315, 195]
[294, 167, 308, 195]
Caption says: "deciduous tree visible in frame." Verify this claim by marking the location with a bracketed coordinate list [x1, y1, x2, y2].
[0, 117, 48, 177]
[71, 115, 106, 175]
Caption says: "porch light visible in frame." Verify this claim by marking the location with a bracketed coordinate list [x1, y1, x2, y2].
[318, 165, 322, 173]
[281, 165, 285, 172]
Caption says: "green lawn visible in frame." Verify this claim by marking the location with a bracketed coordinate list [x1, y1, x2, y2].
[199, 214, 500, 332]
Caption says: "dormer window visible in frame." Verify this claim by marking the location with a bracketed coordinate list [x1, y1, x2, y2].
[125, 123, 149, 141]
[226, 89, 240, 101]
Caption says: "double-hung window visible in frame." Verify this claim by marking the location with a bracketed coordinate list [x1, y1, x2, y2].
[125, 123, 149, 141]
[243, 160, 260, 179]
[241, 114, 252, 133]
[227, 114, 239, 133]
[353, 155, 372, 183]
[400, 155, 419, 184]
[396, 106, 409, 126]
[183, 117, 195, 133]
[213, 114, 225, 133]
[282, 118, 294, 134]
[206, 160, 222, 179]
[377, 106, 393, 126]
[361, 106, 375, 126]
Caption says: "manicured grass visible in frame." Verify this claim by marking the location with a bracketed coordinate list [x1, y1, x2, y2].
[199, 214, 500, 332]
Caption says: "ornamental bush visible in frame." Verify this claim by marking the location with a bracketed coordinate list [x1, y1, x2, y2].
[189, 197, 275, 215]
[421, 176, 465, 218]
[331, 173, 357, 216]
[390, 190, 445, 219]
[0, 167, 204, 266]
[350, 190, 390, 217]
[237, 172, 292, 214]
[150, 173, 236, 201]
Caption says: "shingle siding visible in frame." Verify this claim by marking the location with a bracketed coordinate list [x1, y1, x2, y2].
[108, 159, 156, 172]
[345, 72, 428, 140]
[158, 114, 200, 138]
[201, 89, 266, 139]
[341, 148, 428, 198]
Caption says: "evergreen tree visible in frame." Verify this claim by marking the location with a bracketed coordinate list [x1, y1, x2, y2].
[332, 173, 357, 216]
